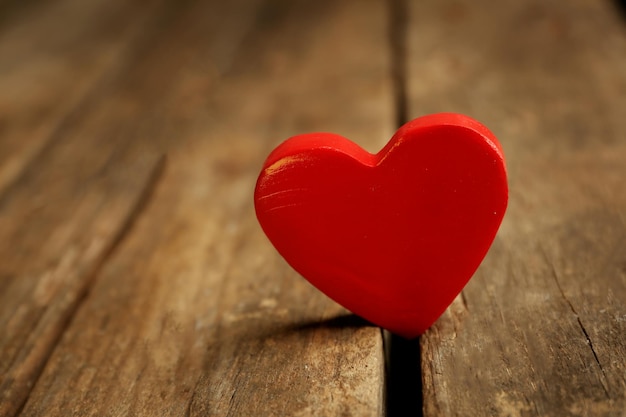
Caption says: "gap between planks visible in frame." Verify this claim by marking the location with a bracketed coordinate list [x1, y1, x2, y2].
[384, 0, 425, 416]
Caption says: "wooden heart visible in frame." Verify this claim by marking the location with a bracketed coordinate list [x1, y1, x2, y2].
[254, 113, 508, 338]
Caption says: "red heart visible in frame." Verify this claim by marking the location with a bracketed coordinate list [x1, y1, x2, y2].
[254, 113, 508, 338]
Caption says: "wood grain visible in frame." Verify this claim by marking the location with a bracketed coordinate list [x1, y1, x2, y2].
[0, 1, 193, 414]
[6, 0, 623, 415]
[12, 0, 393, 415]
[0, 111, 164, 416]
[0, 0, 170, 196]
[406, 1, 626, 415]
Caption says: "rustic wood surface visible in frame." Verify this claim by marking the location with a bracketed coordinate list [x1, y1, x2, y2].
[409, 1, 626, 416]
[1, 0, 390, 416]
[1, 0, 625, 416]
[0, 0, 172, 196]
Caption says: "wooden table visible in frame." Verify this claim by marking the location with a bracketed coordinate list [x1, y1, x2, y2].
[1, 0, 625, 415]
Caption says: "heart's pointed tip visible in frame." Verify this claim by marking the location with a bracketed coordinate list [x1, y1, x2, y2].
[380, 321, 430, 339]
[393, 331, 422, 340]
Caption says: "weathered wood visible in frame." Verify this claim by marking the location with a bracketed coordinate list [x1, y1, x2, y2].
[0, 0, 170, 196]
[12, 0, 393, 415]
[0, 114, 164, 416]
[407, 1, 626, 415]
[0, 1, 192, 414]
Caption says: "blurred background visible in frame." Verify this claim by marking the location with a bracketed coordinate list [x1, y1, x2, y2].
[1, 0, 625, 416]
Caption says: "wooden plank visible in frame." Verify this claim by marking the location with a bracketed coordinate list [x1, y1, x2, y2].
[0, 1, 199, 415]
[0, 0, 170, 196]
[15, 0, 393, 415]
[406, 1, 626, 415]
[0, 112, 164, 416]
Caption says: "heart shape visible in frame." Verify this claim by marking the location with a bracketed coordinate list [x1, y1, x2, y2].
[254, 113, 508, 338]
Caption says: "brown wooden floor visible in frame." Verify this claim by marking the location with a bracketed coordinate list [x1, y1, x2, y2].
[1, 0, 625, 416]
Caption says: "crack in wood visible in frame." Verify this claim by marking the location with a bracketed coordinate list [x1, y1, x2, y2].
[574, 317, 608, 390]
[227, 366, 244, 417]
[385, 332, 423, 417]
[384, 0, 424, 415]
[388, 0, 408, 128]
[384, 0, 425, 413]
[542, 247, 611, 398]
